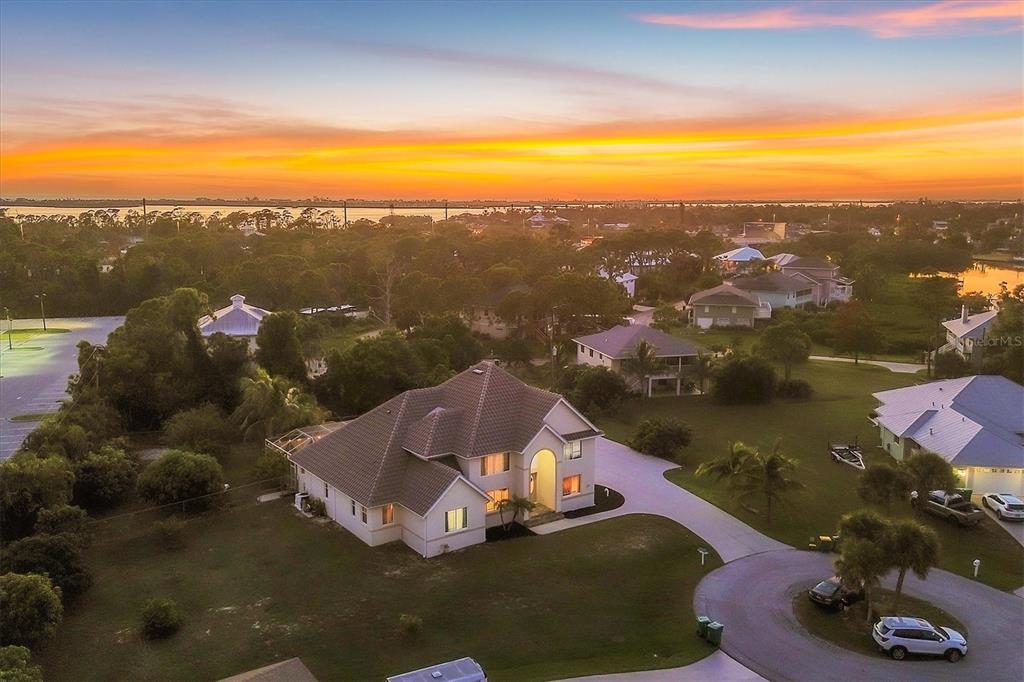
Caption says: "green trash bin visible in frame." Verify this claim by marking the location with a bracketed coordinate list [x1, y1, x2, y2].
[706, 621, 724, 646]
[697, 615, 711, 638]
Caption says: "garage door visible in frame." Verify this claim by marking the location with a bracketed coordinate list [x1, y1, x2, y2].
[970, 468, 1024, 497]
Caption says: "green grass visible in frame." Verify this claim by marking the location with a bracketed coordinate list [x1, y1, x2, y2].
[793, 588, 967, 658]
[320, 319, 383, 355]
[597, 361, 1024, 591]
[0, 327, 70, 344]
[37, 507, 722, 682]
[9, 412, 50, 422]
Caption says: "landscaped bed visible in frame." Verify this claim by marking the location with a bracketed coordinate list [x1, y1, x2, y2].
[598, 361, 1024, 591]
[37, 503, 722, 682]
[564, 485, 625, 518]
[793, 588, 968, 658]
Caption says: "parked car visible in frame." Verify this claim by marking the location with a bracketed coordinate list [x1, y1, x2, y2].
[872, 616, 968, 662]
[981, 493, 1024, 521]
[808, 576, 863, 608]
[923, 490, 984, 526]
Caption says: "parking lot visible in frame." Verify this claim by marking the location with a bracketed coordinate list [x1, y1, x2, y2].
[0, 317, 123, 459]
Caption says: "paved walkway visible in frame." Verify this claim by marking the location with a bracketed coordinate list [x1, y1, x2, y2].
[695, 550, 1024, 682]
[558, 650, 764, 681]
[809, 355, 925, 374]
[533, 438, 787, 563]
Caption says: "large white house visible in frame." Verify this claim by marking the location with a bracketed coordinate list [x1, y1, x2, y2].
[197, 294, 271, 341]
[937, 306, 999, 367]
[286, 362, 601, 557]
[872, 376, 1024, 497]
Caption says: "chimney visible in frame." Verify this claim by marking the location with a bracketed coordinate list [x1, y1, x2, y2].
[961, 305, 968, 324]
[230, 294, 245, 308]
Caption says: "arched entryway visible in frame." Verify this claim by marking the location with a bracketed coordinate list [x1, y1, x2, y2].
[529, 449, 557, 513]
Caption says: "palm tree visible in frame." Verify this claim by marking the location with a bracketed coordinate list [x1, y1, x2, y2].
[888, 520, 940, 611]
[693, 351, 713, 394]
[835, 537, 890, 624]
[625, 339, 658, 398]
[232, 368, 327, 441]
[695, 441, 756, 493]
[496, 495, 535, 531]
[732, 439, 806, 523]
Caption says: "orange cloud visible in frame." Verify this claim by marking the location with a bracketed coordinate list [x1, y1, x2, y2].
[637, 1, 1024, 38]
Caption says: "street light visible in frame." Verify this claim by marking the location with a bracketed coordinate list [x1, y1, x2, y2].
[34, 293, 47, 331]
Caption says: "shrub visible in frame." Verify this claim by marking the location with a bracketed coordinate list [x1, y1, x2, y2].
[934, 351, 971, 379]
[255, 449, 292, 490]
[628, 418, 692, 462]
[140, 597, 183, 639]
[137, 449, 225, 510]
[33, 505, 91, 545]
[0, 455, 75, 541]
[153, 517, 187, 550]
[557, 366, 632, 419]
[711, 356, 777, 404]
[0, 573, 63, 646]
[73, 446, 137, 510]
[0, 645, 43, 681]
[0, 534, 92, 602]
[776, 378, 813, 400]
[398, 613, 423, 637]
[307, 497, 327, 517]
[162, 404, 237, 456]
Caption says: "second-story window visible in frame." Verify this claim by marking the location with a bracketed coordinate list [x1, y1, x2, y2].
[563, 440, 582, 460]
[480, 452, 510, 476]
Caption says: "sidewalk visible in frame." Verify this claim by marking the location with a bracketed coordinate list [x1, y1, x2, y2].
[808, 355, 925, 374]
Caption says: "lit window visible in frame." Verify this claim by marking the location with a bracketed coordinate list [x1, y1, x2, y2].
[480, 452, 510, 476]
[486, 488, 510, 513]
[381, 503, 394, 525]
[445, 507, 468, 533]
[563, 440, 582, 460]
[562, 474, 582, 497]
[361, 506, 368, 524]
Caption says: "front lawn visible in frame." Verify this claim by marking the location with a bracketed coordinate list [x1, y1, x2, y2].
[37, 506, 722, 681]
[793, 588, 967, 658]
[597, 361, 1024, 591]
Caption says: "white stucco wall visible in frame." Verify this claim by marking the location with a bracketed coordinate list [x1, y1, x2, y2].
[423, 479, 488, 558]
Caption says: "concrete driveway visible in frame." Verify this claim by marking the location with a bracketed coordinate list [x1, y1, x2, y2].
[534, 438, 787, 562]
[808, 355, 925, 374]
[695, 549, 1024, 682]
[0, 316, 123, 458]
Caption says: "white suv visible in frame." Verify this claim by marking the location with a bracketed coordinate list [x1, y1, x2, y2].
[982, 493, 1024, 521]
[873, 617, 967, 661]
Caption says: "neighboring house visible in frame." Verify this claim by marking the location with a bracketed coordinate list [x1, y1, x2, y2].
[872, 376, 1024, 497]
[734, 221, 787, 245]
[688, 284, 771, 328]
[597, 267, 638, 298]
[937, 306, 999, 367]
[526, 212, 568, 229]
[713, 246, 766, 272]
[463, 285, 529, 339]
[731, 272, 816, 309]
[772, 254, 854, 305]
[197, 294, 271, 346]
[573, 324, 700, 396]
[286, 362, 601, 557]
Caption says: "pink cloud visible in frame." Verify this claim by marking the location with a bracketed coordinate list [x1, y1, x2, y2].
[636, 1, 1024, 38]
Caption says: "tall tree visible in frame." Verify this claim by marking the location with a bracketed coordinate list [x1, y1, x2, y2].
[835, 537, 890, 624]
[888, 520, 940, 611]
[856, 464, 912, 511]
[756, 322, 812, 381]
[832, 300, 882, 364]
[232, 369, 327, 441]
[732, 440, 806, 523]
[255, 312, 307, 383]
[904, 451, 958, 502]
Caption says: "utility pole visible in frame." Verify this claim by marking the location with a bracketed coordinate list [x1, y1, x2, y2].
[34, 293, 46, 331]
[444, 200, 448, 221]
[4, 307, 12, 350]
[343, 200, 348, 226]
[679, 201, 685, 229]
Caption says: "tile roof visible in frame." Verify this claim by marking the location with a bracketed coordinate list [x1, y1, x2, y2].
[732, 272, 813, 293]
[873, 376, 1024, 468]
[290, 361, 571, 514]
[573, 325, 700, 359]
[942, 309, 998, 340]
[688, 283, 762, 307]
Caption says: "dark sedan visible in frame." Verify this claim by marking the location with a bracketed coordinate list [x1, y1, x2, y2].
[808, 577, 863, 608]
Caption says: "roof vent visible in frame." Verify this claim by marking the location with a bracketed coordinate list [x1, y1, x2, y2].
[929, 428, 933, 435]
[430, 673, 443, 680]
[471, 368, 484, 375]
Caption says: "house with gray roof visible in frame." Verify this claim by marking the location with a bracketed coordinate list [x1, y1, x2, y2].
[872, 375, 1024, 497]
[687, 284, 772, 329]
[286, 361, 601, 557]
[937, 306, 999, 367]
[772, 254, 854, 305]
[573, 325, 700, 396]
[732, 271, 816, 309]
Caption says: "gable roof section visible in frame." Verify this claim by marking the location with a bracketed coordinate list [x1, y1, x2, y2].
[290, 361, 565, 512]
[688, 283, 761, 307]
[942, 309, 998, 340]
[732, 272, 813, 293]
[873, 375, 1024, 468]
[573, 324, 700, 359]
[714, 246, 765, 262]
[781, 256, 836, 271]
[198, 294, 270, 336]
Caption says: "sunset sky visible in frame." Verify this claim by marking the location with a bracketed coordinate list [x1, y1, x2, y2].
[1, 0, 1022, 200]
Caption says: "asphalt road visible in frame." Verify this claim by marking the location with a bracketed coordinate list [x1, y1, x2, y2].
[695, 549, 1024, 682]
[0, 317, 123, 459]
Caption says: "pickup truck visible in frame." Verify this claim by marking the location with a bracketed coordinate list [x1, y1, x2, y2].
[923, 490, 985, 526]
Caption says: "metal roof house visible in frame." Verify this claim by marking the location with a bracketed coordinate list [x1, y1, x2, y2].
[287, 361, 601, 557]
[198, 294, 271, 339]
[387, 657, 486, 682]
[573, 325, 701, 396]
[872, 376, 1024, 497]
[713, 246, 766, 271]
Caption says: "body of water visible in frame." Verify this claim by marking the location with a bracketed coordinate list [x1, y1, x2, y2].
[954, 262, 1023, 297]
[0, 204, 490, 222]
